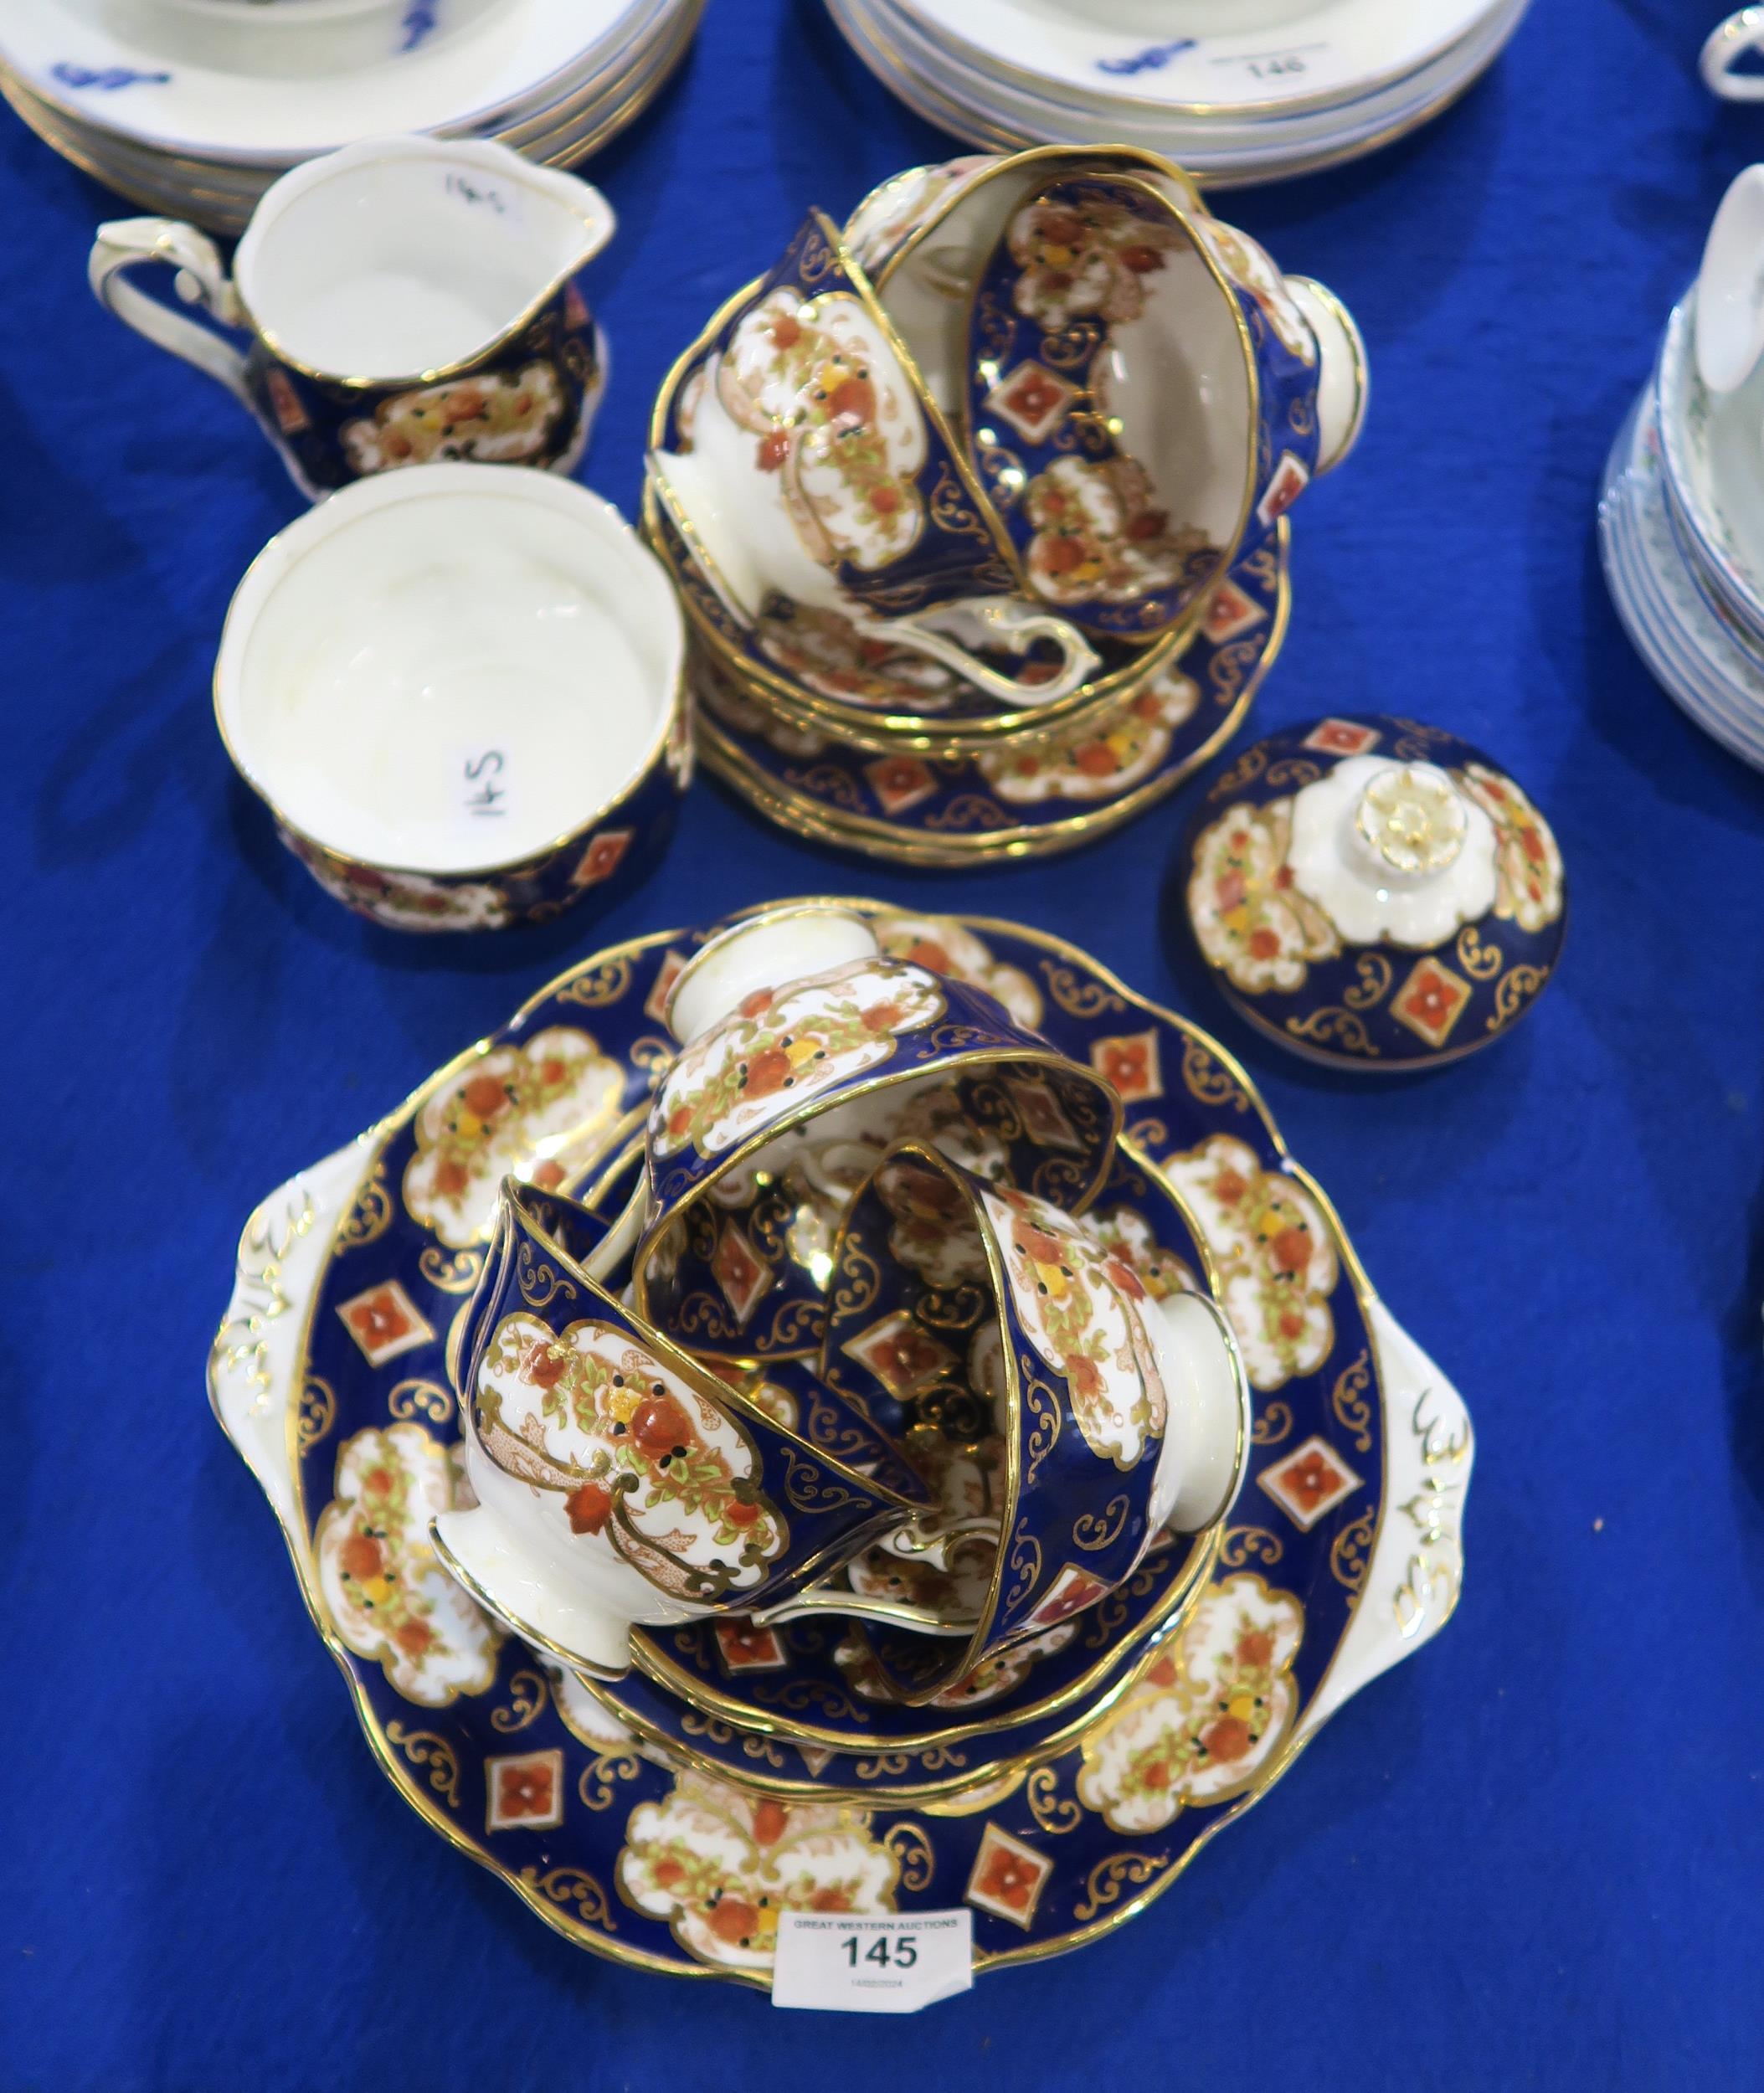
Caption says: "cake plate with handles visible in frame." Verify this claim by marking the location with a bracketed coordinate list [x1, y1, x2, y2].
[210, 903, 1472, 1984]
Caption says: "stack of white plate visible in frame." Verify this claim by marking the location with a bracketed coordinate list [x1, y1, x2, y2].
[825, 0, 1530, 188]
[0, 0, 702, 234]
[1600, 291, 1764, 774]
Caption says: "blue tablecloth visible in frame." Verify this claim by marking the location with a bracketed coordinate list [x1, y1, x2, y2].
[5, 1, 1762, 2084]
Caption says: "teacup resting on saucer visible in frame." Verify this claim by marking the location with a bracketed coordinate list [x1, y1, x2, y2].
[89, 136, 612, 500]
[434, 1178, 990, 1680]
[630, 903, 1122, 1361]
[649, 209, 1102, 709]
[805, 1142, 1249, 1704]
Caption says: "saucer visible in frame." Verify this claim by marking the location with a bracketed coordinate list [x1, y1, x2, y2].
[1654, 289, 1764, 641]
[887, 0, 1509, 118]
[1601, 384, 1764, 771]
[687, 522, 1287, 865]
[212, 904, 1472, 1981]
[826, 0, 1530, 188]
[1, 0, 695, 162]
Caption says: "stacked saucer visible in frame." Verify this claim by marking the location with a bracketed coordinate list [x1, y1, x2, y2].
[824, 0, 1530, 188]
[646, 148, 1366, 863]
[0, 0, 702, 234]
[1600, 176, 1764, 772]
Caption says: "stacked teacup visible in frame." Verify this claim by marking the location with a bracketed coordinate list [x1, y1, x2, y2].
[1602, 165, 1764, 772]
[432, 900, 1250, 1696]
[645, 148, 1369, 864]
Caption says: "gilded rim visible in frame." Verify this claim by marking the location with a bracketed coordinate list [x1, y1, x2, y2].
[645, 274, 1223, 748]
[229, 142, 614, 390]
[825, 0, 1519, 190]
[211, 466, 687, 887]
[682, 517, 1289, 863]
[630, 1037, 1125, 1337]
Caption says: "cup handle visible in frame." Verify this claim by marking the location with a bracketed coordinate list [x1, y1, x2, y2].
[1703, 8, 1764, 99]
[858, 596, 1102, 707]
[1286, 275, 1369, 476]
[748, 1583, 979, 1636]
[88, 217, 252, 403]
[747, 1512, 999, 1633]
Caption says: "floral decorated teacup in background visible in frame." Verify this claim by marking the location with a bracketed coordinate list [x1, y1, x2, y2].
[649, 209, 1104, 708]
[630, 903, 1123, 1361]
[810, 1141, 1249, 1704]
[433, 1178, 967, 1679]
[213, 464, 689, 933]
[89, 136, 612, 499]
[851, 146, 1365, 594]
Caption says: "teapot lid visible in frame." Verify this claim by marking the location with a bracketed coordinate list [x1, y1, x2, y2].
[1180, 713, 1566, 1071]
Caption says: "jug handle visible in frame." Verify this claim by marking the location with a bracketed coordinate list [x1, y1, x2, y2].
[88, 218, 251, 402]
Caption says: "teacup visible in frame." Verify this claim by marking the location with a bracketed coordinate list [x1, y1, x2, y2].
[812, 1142, 1250, 1704]
[89, 136, 612, 500]
[213, 463, 689, 933]
[1696, 164, 1764, 393]
[433, 1178, 966, 1679]
[860, 148, 1362, 572]
[631, 903, 1123, 1360]
[648, 209, 1103, 709]
[965, 170, 1254, 640]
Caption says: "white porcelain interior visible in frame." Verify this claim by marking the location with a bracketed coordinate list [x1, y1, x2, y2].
[1085, 233, 1254, 558]
[235, 136, 613, 379]
[666, 905, 882, 1043]
[1697, 165, 1764, 393]
[873, 162, 1189, 413]
[1145, 1289, 1249, 1535]
[1285, 755, 1498, 947]
[215, 464, 681, 875]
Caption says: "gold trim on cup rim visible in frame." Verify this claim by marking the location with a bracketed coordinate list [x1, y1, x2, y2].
[230, 141, 615, 392]
[240, 901, 1400, 1984]
[645, 279, 1220, 754]
[212, 465, 687, 887]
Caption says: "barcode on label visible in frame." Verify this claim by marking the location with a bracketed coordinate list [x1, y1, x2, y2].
[772, 1910, 973, 2014]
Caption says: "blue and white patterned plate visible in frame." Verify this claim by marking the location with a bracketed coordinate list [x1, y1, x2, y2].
[211, 905, 1472, 1983]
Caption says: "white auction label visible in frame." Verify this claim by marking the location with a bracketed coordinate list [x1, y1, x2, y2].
[771, 1911, 973, 2013]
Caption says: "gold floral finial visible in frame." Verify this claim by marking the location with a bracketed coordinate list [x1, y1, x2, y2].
[1352, 764, 1467, 877]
